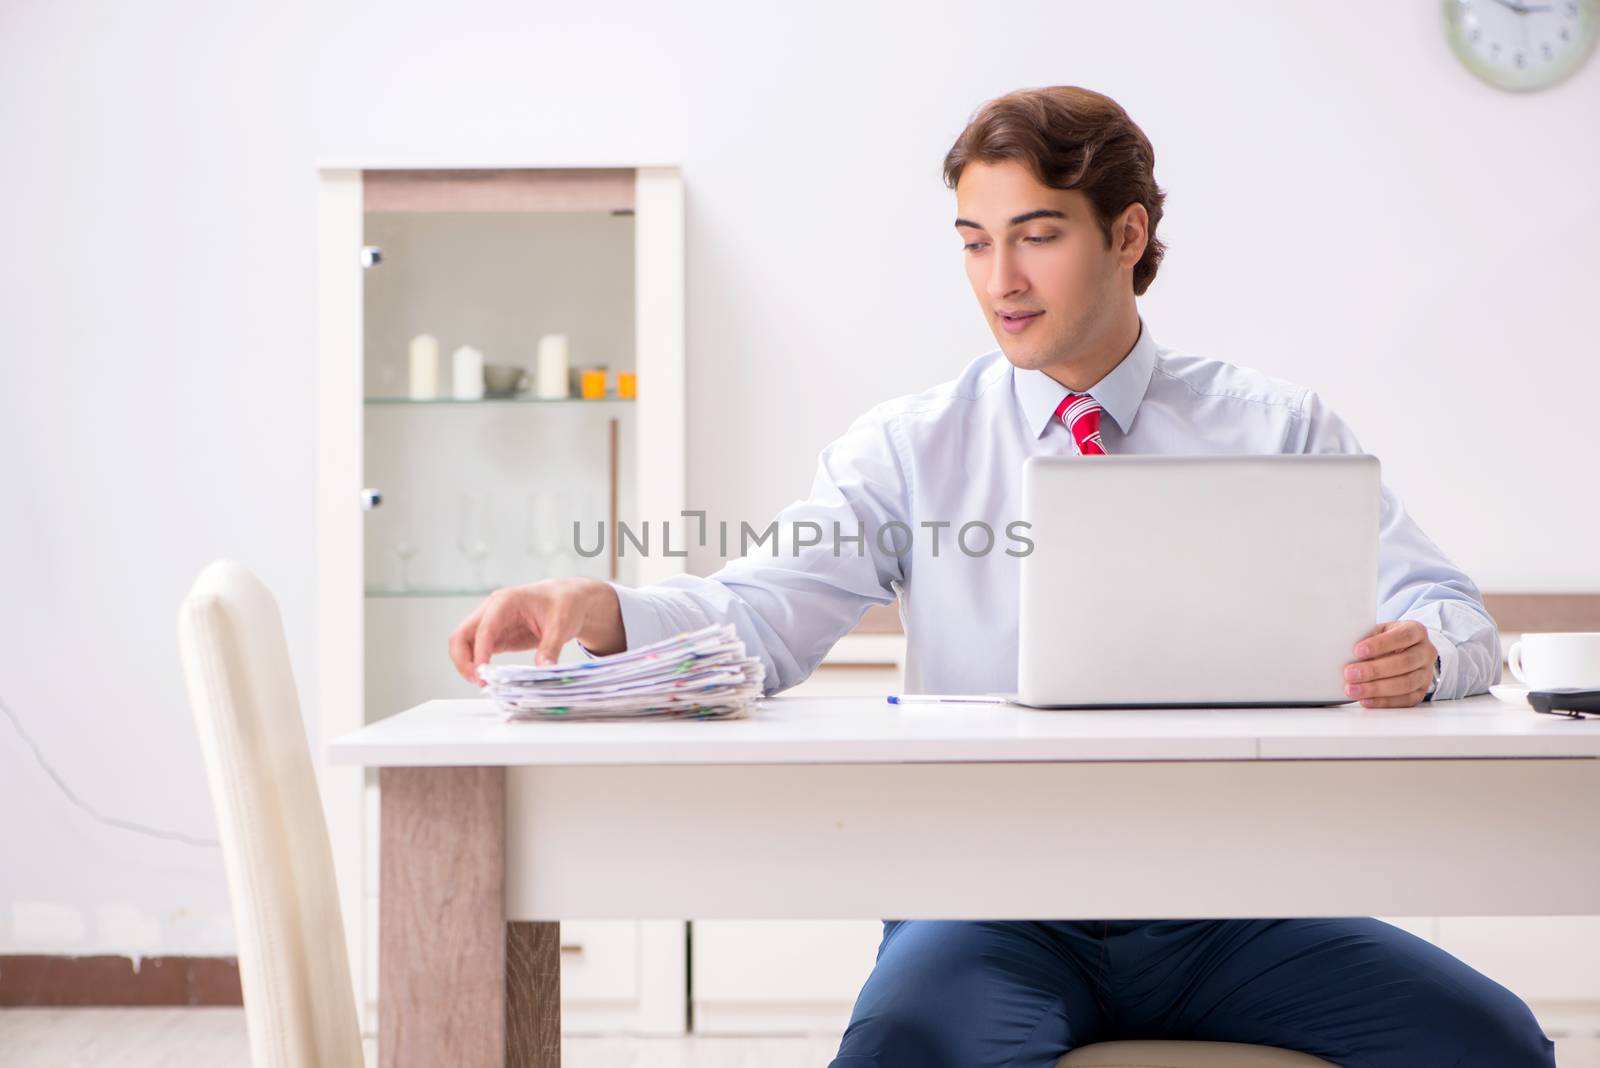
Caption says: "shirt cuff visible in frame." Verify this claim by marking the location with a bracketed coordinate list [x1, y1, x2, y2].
[1423, 625, 1460, 702]
[576, 582, 668, 659]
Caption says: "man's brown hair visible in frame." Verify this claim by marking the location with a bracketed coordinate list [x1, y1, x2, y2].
[943, 86, 1167, 296]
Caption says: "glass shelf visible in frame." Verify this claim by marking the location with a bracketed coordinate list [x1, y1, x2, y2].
[364, 395, 634, 406]
[365, 588, 497, 599]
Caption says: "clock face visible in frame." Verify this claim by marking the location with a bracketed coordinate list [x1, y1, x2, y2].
[1443, 0, 1600, 90]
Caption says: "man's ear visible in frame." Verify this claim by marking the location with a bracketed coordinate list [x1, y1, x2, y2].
[1114, 203, 1149, 271]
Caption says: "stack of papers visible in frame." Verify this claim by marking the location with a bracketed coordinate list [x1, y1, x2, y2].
[478, 623, 766, 721]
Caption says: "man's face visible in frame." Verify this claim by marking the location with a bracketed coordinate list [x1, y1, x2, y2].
[954, 159, 1129, 372]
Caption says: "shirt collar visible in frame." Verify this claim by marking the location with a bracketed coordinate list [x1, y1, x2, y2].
[1012, 318, 1158, 439]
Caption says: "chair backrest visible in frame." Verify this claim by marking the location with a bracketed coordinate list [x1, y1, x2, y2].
[177, 559, 363, 1068]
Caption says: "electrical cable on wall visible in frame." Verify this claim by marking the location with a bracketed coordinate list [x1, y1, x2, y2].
[0, 693, 219, 848]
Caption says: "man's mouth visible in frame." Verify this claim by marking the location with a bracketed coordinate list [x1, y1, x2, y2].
[998, 310, 1043, 335]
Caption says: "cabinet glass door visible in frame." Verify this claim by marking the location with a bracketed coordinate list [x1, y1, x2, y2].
[360, 203, 638, 724]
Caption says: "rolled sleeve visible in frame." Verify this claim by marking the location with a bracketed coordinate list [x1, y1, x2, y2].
[1423, 626, 1456, 702]
[577, 581, 674, 659]
[1415, 607, 1501, 702]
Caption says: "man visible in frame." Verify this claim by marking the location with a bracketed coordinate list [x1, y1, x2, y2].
[449, 87, 1550, 1066]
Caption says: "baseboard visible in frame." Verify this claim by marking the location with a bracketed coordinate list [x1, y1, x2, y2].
[0, 955, 242, 1006]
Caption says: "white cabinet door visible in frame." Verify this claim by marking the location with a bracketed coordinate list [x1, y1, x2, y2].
[561, 920, 639, 1003]
[562, 920, 687, 1035]
[692, 920, 883, 1035]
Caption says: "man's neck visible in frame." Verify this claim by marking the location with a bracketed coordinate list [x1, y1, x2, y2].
[1041, 308, 1141, 394]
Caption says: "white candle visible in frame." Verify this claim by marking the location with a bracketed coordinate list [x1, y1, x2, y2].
[452, 345, 485, 401]
[408, 333, 439, 400]
[536, 334, 570, 399]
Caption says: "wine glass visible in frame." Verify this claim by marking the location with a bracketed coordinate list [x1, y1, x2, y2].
[391, 497, 421, 592]
[525, 490, 576, 578]
[456, 490, 493, 590]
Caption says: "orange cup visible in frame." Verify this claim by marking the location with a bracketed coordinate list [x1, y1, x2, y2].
[579, 369, 607, 399]
[617, 372, 637, 399]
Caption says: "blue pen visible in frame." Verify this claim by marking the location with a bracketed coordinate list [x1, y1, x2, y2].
[887, 694, 1008, 705]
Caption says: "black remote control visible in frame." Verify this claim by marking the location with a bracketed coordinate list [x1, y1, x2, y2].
[1528, 689, 1600, 718]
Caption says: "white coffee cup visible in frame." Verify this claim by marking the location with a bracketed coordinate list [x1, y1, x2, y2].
[1506, 632, 1600, 690]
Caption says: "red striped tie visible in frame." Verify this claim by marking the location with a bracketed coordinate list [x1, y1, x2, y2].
[1054, 393, 1106, 455]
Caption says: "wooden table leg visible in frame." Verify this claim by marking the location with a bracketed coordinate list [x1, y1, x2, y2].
[506, 922, 561, 1067]
[381, 766, 513, 1067]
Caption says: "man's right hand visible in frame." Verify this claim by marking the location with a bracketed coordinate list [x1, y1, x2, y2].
[447, 577, 625, 686]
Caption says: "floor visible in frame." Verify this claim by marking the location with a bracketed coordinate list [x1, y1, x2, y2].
[3, 1009, 1599, 1067]
[0, 1010, 841, 1068]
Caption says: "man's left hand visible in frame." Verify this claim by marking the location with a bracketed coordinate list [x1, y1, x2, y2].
[1344, 620, 1438, 708]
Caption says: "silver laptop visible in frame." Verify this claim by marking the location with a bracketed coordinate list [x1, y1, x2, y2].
[1016, 455, 1379, 708]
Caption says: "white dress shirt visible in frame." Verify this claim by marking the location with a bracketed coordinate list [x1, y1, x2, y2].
[608, 321, 1501, 700]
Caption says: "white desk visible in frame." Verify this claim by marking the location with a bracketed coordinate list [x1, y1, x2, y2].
[329, 693, 1600, 1067]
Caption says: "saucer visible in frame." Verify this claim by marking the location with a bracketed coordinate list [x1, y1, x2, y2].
[1489, 683, 1531, 708]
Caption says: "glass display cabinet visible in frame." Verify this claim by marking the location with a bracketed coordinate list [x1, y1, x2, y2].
[316, 166, 687, 1034]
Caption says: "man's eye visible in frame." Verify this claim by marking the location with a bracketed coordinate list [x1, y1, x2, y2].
[963, 241, 988, 252]
[1022, 235, 1056, 245]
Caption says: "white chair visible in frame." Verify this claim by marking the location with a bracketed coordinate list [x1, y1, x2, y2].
[178, 560, 364, 1068]
[1060, 1040, 1334, 1066]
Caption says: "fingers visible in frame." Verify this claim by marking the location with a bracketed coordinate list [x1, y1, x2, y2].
[447, 581, 589, 684]
[535, 604, 575, 666]
[1359, 690, 1430, 709]
[1345, 620, 1437, 708]
[449, 605, 488, 683]
[1347, 664, 1434, 703]
[1352, 620, 1425, 660]
[469, 591, 537, 684]
[1344, 644, 1431, 686]
[473, 597, 512, 672]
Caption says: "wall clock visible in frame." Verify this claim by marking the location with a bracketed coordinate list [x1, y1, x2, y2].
[1443, 0, 1600, 90]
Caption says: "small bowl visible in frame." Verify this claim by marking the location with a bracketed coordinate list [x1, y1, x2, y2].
[483, 364, 530, 398]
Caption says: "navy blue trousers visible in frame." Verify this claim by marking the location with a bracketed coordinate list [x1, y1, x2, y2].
[829, 919, 1554, 1068]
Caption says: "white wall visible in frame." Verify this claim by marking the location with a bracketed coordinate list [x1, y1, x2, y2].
[2, 0, 1596, 956]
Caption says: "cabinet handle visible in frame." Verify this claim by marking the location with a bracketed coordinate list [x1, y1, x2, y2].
[559, 943, 584, 956]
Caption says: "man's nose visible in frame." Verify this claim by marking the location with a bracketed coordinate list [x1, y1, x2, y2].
[985, 247, 1025, 302]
